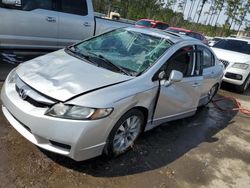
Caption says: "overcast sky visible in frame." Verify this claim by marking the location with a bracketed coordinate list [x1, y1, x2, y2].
[178, 1, 250, 30]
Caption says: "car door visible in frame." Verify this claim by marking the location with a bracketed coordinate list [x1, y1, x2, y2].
[0, 0, 58, 49]
[197, 45, 216, 98]
[153, 46, 203, 125]
[57, 0, 95, 48]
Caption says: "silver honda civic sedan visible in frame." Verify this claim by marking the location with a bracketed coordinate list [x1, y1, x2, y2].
[1, 27, 224, 161]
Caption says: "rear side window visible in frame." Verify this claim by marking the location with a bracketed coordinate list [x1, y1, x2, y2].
[198, 46, 215, 68]
[199, 34, 204, 40]
[60, 0, 88, 16]
[188, 33, 199, 40]
[195, 33, 202, 40]
[155, 23, 169, 30]
[22, 0, 54, 11]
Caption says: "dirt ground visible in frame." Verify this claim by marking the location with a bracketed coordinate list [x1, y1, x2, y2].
[0, 80, 249, 188]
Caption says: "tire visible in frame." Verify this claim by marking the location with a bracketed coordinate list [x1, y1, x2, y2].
[236, 74, 250, 93]
[204, 84, 219, 105]
[105, 109, 145, 157]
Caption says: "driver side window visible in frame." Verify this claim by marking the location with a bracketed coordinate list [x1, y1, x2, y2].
[165, 46, 196, 79]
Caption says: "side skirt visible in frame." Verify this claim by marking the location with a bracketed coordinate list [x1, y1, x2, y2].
[144, 109, 197, 131]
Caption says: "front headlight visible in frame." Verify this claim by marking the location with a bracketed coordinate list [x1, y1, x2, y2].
[7, 68, 17, 83]
[46, 103, 113, 120]
[232, 63, 249, 70]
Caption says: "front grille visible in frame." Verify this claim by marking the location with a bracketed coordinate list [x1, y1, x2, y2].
[16, 86, 51, 108]
[219, 59, 230, 68]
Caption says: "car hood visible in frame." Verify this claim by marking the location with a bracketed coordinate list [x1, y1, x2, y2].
[211, 47, 250, 63]
[16, 50, 132, 101]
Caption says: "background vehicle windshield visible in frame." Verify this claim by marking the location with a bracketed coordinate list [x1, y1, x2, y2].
[213, 39, 250, 55]
[74, 29, 172, 75]
[135, 20, 153, 27]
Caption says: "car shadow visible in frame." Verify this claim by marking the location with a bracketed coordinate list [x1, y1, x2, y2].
[221, 82, 250, 96]
[41, 94, 238, 177]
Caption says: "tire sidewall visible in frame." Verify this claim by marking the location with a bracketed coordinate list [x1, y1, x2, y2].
[238, 74, 250, 93]
[243, 74, 250, 91]
[106, 109, 145, 157]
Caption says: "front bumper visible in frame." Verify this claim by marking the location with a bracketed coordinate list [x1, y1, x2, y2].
[1, 81, 115, 161]
[222, 67, 249, 86]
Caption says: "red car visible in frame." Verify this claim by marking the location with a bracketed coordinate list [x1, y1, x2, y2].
[135, 19, 169, 30]
[166, 27, 208, 45]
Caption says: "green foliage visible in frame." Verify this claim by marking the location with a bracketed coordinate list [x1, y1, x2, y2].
[93, 0, 249, 37]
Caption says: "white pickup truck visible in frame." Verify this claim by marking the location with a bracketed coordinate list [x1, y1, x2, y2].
[0, 0, 133, 50]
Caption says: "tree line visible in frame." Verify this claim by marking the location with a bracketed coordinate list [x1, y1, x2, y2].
[93, 0, 250, 37]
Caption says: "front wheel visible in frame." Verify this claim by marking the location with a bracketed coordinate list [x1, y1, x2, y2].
[106, 109, 145, 157]
[236, 74, 250, 93]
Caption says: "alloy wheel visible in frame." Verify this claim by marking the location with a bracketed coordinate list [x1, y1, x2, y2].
[113, 115, 142, 154]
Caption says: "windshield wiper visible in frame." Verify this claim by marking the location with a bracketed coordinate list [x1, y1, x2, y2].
[99, 55, 132, 76]
[66, 47, 132, 76]
[65, 46, 99, 66]
[87, 52, 132, 76]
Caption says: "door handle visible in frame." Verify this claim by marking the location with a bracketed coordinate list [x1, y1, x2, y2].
[83, 22, 91, 27]
[46, 17, 56, 23]
[192, 83, 201, 87]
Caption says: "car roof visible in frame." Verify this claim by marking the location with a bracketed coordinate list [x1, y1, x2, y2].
[168, 27, 192, 32]
[126, 27, 200, 44]
[137, 19, 154, 22]
[225, 37, 250, 42]
[167, 27, 203, 36]
[137, 19, 168, 24]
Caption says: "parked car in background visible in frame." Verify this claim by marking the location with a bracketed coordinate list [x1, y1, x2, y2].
[0, 0, 133, 50]
[208, 37, 224, 47]
[166, 27, 208, 45]
[135, 19, 169, 30]
[1, 27, 223, 161]
[211, 37, 250, 93]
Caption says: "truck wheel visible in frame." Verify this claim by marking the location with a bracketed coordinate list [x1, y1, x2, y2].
[106, 109, 144, 157]
[236, 74, 250, 93]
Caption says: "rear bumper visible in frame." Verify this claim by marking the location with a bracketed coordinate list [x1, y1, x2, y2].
[1, 81, 115, 161]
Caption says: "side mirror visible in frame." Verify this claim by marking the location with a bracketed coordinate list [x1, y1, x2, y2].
[2, 0, 21, 6]
[169, 70, 183, 83]
[163, 70, 183, 87]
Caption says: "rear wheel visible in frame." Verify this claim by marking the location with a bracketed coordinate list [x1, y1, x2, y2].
[236, 74, 250, 93]
[106, 109, 144, 157]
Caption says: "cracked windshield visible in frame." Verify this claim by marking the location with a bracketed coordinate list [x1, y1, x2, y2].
[74, 29, 172, 75]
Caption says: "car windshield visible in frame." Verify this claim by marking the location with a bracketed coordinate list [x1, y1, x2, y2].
[213, 39, 250, 55]
[136, 20, 153, 27]
[72, 29, 172, 76]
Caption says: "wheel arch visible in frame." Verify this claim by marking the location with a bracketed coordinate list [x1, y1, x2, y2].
[103, 106, 149, 155]
[131, 106, 149, 129]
